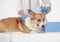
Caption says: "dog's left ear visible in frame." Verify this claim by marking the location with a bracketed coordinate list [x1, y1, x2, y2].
[28, 9, 35, 16]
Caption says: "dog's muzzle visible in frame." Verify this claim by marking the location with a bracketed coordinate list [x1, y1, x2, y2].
[38, 25, 45, 33]
[42, 25, 45, 32]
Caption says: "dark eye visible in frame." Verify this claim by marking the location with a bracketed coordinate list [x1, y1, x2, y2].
[31, 17, 35, 20]
[43, 19, 45, 21]
[38, 19, 41, 22]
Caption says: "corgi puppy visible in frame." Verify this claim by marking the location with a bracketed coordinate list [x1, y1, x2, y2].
[0, 9, 47, 33]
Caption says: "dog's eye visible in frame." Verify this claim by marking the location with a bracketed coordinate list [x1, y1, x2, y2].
[43, 19, 45, 21]
[38, 19, 41, 22]
[31, 17, 35, 20]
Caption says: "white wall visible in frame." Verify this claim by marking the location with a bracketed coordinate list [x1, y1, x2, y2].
[46, 0, 60, 22]
[0, 0, 60, 22]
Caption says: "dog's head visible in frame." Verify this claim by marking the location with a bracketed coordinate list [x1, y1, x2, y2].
[28, 9, 47, 31]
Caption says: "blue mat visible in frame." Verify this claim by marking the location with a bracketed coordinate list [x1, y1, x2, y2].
[45, 22, 60, 32]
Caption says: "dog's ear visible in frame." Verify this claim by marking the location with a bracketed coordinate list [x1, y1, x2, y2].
[28, 9, 35, 16]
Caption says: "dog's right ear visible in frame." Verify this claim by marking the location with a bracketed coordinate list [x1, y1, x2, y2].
[28, 9, 35, 16]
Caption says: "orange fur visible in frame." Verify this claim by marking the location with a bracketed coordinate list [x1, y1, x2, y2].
[0, 17, 31, 33]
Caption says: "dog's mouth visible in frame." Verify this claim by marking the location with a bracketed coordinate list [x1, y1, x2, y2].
[37, 25, 45, 33]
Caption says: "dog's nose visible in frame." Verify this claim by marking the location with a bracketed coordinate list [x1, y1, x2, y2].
[42, 25, 45, 28]
[37, 24, 39, 27]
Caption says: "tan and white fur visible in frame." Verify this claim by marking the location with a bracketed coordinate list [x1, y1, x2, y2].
[0, 9, 47, 33]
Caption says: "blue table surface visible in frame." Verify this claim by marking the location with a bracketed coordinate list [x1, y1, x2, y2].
[45, 22, 60, 32]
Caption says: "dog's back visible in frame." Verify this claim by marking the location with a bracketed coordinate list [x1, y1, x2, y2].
[0, 17, 31, 33]
[0, 17, 21, 32]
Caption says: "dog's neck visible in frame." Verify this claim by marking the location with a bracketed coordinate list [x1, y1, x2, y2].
[25, 17, 38, 31]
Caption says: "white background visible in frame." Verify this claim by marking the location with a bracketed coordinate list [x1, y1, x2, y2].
[0, 0, 60, 22]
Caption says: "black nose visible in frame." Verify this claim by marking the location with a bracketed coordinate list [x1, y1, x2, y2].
[37, 24, 39, 27]
[42, 25, 45, 28]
